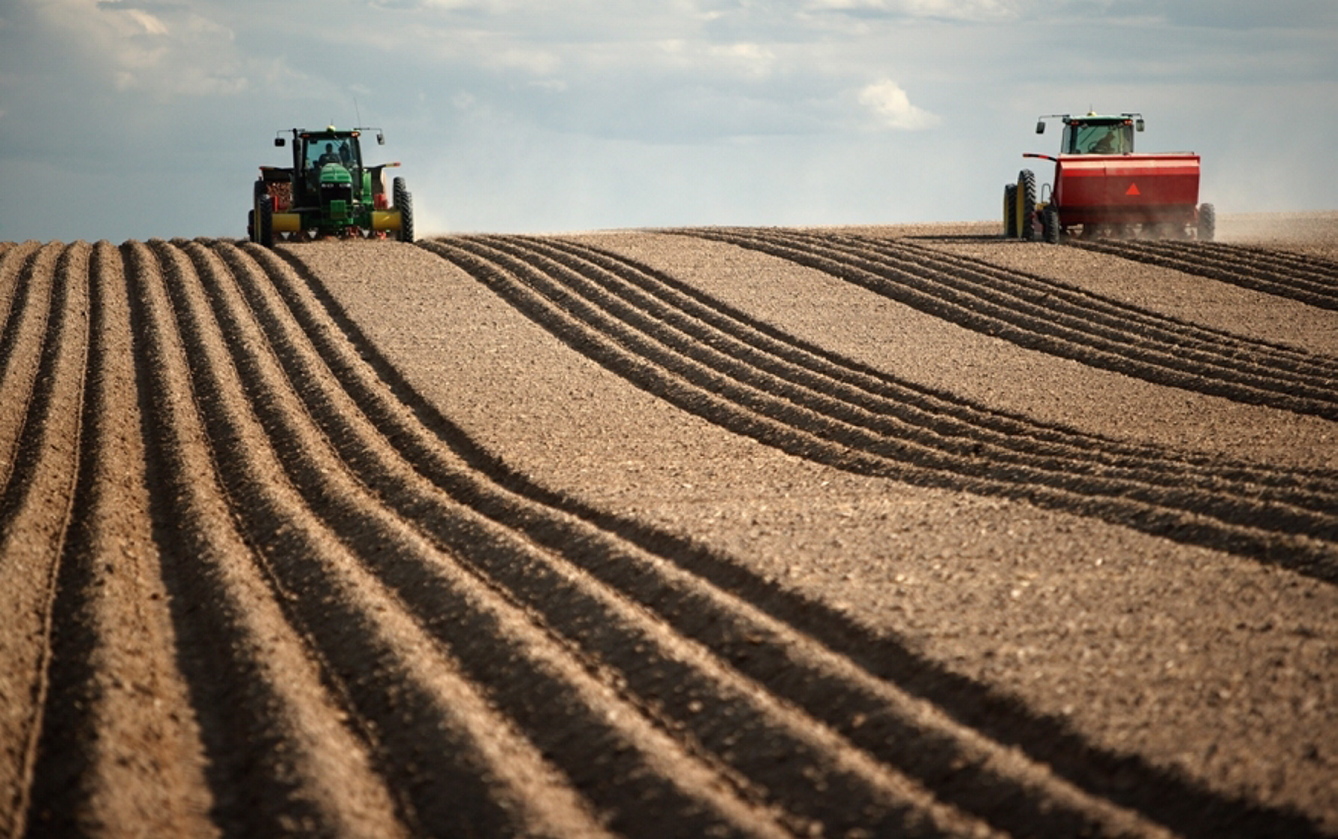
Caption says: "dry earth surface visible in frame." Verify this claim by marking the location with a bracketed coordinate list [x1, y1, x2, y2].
[1, 212, 1336, 837]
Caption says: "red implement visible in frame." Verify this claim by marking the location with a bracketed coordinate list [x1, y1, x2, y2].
[1054, 153, 1200, 228]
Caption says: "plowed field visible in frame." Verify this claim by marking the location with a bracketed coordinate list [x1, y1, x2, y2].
[2, 214, 1336, 837]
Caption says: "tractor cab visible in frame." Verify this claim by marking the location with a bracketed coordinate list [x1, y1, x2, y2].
[276, 127, 369, 204]
[1036, 112, 1144, 156]
[305, 136, 360, 174]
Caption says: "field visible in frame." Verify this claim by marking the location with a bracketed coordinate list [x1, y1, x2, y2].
[1, 214, 1336, 837]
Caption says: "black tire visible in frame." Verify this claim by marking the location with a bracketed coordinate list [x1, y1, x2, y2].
[1198, 202, 1216, 242]
[1017, 170, 1037, 241]
[249, 179, 268, 243]
[256, 190, 274, 248]
[394, 177, 414, 243]
[1041, 204, 1060, 243]
[1003, 183, 1018, 238]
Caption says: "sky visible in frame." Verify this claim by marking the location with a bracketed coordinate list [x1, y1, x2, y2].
[1, 0, 1336, 242]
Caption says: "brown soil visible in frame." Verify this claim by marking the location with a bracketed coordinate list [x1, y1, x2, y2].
[1, 214, 1335, 837]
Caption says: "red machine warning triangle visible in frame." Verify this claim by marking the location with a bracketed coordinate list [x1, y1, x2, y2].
[1126, 183, 1141, 196]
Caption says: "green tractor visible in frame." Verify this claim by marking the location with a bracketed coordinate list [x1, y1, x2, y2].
[248, 125, 413, 245]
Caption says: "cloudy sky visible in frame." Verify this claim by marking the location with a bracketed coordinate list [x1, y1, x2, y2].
[1, 0, 1335, 241]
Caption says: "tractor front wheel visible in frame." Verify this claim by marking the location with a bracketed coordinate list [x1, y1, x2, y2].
[394, 177, 415, 244]
[1197, 203, 1216, 242]
[256, 191, 274, 247]
[1017, 170, 1037, 241]
[1003, 183, 1018, 238]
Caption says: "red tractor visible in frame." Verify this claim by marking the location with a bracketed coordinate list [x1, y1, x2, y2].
[1003, 112, 1214, 243]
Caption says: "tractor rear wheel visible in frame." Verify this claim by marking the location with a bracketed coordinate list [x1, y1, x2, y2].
[1017, 170, 1037, 241]
[1041, 204, 1060, 243]
[1198, 203, 1216, 242]
[1003, 183, 1018, 238]
[394, 177, 415, 244]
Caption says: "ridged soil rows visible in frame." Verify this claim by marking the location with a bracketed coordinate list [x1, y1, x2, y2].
[0, 242, 89, 837]
[686, 229, 1338, 417]
[2, 231, 1332, 839]
[1073, 239, 1338, 310]
[421, 235, 1338, 583]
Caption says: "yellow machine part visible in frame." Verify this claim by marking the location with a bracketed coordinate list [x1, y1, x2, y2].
[272, 212, 302, 233]
[371, 209, 403, 232]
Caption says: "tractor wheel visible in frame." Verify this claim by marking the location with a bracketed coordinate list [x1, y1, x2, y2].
[252, 178, 269, 240]
[1017, 170, 1037, 241]
[1198, 203, 1216, 242]
[394, 177, 415, 244]
[1041, 204, 1060, 244]
[1003, 183, 1018, 238]
[247, 209, 255, 242]
[256, 190, 274, 247]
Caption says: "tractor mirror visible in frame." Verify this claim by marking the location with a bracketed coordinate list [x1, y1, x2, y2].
[274, 138, 285, 147]
[1035, 121, 1045, 134]
[377, 132, 385, 145]
[1135, 118, 1145, 132]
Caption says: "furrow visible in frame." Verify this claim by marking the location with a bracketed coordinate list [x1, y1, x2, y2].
[0, 243, 42, 386]
[188, 237, 771, 838]
[502, 234, 1338, 515]
[282, 236, 1331, 838]
[545, 235, 1338, 493]
[21, 241, 216, 837]
[223, 239, 993, 838]
[0, 245, 56, 489]
[251, 239, 1193, 834]
[0, 243, 89, 839]
[1204, 243, 1338, 282]
[424, 236, 1338, 579]
[1074, 240, 1338, 309]
[689, 228, 1338, 419]
[122, 240, 406, 838]
[729, 227, 1323, 388]
[860, 235, 1338, 375]
[407, 237, 1326, 836]
[168, 238, 628, 839]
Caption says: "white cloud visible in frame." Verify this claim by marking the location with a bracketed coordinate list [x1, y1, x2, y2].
[805, 0, 1020, 21]
[858, 80, 940, 130]
[21, 0, 247, 100]
[707, 43, 777, 77]
[123, 8, 168, 36]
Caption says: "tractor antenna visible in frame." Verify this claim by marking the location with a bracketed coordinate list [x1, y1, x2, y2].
[354, 97, 363, 126]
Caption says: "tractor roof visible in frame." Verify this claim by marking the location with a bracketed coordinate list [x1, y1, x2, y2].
[1062, 112, 1138, 125]
[298, 126, 362, 140]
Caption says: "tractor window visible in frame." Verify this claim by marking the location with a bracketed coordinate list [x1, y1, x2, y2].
[305, 139, 359, 171]
[1068, 123, 1132, 154]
